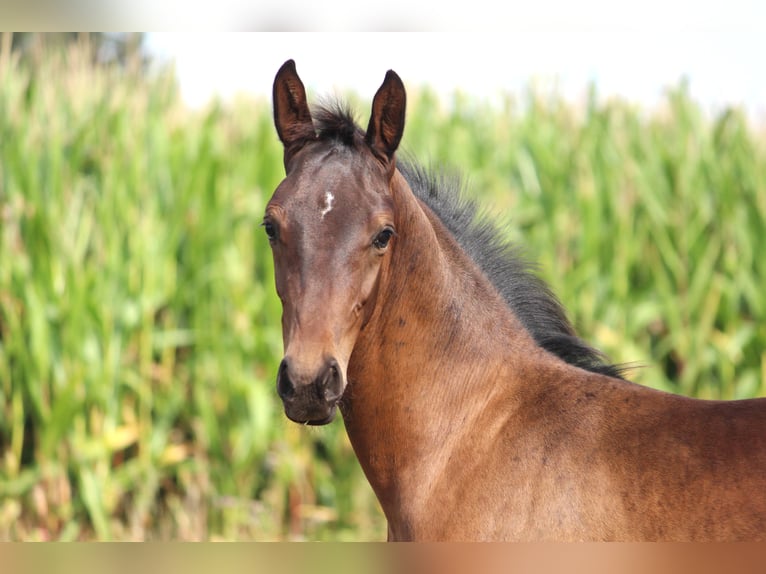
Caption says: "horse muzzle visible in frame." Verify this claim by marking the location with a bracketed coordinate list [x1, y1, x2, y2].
[276, 356, 345, 425]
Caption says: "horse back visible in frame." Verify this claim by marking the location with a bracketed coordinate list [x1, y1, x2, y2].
[582, 377, 766, 540]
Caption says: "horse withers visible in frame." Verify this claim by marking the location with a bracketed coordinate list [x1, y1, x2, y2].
[264, 59, 766, 541]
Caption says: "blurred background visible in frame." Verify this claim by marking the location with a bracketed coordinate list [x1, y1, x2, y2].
[145, 27, 766, 118]
[0, 26, 764, 541]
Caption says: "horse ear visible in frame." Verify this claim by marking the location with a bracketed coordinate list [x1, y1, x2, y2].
[366, 70, 406, 164]
[273, 59, 315, 166]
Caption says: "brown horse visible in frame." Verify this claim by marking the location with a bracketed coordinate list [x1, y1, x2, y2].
[265, 59, 766, 541]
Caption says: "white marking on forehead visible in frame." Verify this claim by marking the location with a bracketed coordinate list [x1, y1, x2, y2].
[320, 191, 335, 220]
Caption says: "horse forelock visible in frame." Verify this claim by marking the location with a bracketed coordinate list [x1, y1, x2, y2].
[311, 100, 364, 148]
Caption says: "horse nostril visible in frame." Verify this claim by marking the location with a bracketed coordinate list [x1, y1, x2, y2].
[277, 359, 295, 400]
[318, 359, 343, 401]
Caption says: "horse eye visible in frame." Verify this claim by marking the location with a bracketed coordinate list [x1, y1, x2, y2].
[373, 228, 395, 250]
[262, 220, 277, 241]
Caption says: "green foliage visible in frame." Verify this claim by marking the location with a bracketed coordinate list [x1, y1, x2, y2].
[1, 45, 764, 540]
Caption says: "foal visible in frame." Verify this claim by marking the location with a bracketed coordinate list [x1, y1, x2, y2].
[265, 59, 766, 541]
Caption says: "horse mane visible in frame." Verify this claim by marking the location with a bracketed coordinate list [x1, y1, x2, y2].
[311, 101, 625, 379]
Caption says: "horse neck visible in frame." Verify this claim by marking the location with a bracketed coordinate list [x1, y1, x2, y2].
[343, 170, 539, 529]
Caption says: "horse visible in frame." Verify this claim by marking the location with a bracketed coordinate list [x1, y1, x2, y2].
[264, 59, 766, 541]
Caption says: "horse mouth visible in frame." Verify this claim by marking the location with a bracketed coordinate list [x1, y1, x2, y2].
[284, 404, 338, 426]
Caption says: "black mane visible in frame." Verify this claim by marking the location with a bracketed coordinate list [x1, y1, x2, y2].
[311, 102, 625, 379]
